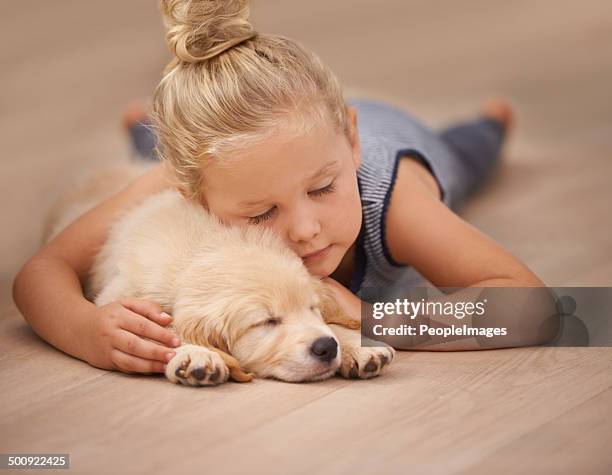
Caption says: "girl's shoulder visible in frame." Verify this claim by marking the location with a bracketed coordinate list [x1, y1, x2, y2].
[353, 135, 444, 290]
[383, 155, 443, 266]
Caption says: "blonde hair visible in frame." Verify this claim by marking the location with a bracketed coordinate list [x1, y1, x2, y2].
[151, 0, 349, 204]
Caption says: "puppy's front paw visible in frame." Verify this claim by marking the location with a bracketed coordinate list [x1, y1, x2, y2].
[339, 344, 395, 379]
[165, 345, 229, 387]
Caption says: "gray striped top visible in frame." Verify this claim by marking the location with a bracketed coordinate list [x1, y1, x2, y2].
[346, 98, 460, 298]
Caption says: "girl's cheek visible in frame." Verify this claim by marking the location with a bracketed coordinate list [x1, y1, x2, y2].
[330, 183, 361, 225]
[341, 177, 362, 208]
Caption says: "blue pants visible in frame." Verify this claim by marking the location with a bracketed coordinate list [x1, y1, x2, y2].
[436, 117, 504, 210]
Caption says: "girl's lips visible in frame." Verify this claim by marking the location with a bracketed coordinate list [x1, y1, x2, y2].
[302, 245, 332, 261]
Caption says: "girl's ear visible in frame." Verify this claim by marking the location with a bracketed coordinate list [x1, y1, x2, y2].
[346, 106, 361, 170]
[174, 316, 253, 382]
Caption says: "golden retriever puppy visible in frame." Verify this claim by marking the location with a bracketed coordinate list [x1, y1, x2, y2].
[46, 165, 394, 385]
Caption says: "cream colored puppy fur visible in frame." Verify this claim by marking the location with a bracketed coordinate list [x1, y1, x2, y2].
[47, 164, 395, 386]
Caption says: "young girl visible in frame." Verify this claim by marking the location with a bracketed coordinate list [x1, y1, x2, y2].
[12, 0, 544, 376]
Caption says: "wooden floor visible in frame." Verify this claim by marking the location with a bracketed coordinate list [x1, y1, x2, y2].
[1, 1, 611, 474]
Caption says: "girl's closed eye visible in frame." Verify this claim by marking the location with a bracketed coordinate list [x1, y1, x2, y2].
[249, 207, 276, 225]
[247, 180, 337, 225]
[308, 180, 336, 197]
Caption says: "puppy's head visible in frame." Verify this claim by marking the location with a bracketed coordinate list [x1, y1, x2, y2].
[173, 227, 347, 383]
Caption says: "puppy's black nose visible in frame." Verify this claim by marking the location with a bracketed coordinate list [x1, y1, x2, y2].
[310, 337, 338, 363]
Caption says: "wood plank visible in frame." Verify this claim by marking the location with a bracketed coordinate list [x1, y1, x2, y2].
[2, 345, 609, 474]
[463, 388, 612, 475]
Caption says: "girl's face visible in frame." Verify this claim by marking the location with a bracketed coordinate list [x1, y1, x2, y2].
[200, 108, 362, 278]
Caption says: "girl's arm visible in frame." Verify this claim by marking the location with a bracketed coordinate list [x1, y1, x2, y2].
[12, 163, 182, 373]
[385, 158, 558, 349]
[323, 158, 558, 350]
[386, 158, 545, 288]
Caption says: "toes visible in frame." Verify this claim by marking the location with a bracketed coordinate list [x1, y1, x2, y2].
[364, 358, 378, 373]
[167, 350, 228, 387]
[190, 366, 207, 381]
[175, 358, 190, 378]
[379, 349, 395, 367]
[481, 98, 514, 135]
[340, 346, 396, 380]
[210, 368, 221, 382]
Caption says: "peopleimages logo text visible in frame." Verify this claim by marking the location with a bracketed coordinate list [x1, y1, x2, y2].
[372, 298, 487, 320]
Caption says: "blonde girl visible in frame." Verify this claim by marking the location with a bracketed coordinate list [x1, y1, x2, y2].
[13, 0, 544, 376]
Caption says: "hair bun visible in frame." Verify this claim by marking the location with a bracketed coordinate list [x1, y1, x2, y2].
[160, 0, 256, 63]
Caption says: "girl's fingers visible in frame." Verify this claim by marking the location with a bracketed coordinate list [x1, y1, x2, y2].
[109, 348, 168, 374]
[116, 328, 177, 364]
[119, 307, 181, 348]
[120, 298, 174, 327]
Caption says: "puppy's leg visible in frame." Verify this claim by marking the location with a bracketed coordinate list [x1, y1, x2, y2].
[318, 287, 361, 330]
[329, 324, 395, 379]
[173, 317, 253, 383]
[165, 344, 230, 387]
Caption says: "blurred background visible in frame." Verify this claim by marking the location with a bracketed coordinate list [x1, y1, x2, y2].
[2, 0, 612, 311]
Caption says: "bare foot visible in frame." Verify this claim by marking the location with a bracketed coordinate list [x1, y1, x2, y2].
[121, 100, 149, 130]
[121, 100, 158, 159]
[480, 98, 515, 138]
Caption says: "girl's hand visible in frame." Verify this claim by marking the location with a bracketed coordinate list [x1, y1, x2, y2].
[85, 299, 182, 375]
[320, 277, 362, 321]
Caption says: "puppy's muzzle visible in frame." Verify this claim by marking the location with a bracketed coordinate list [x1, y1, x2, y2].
[310, 337, 338, 363]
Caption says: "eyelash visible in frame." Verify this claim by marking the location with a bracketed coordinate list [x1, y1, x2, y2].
[252, 317, 282, 329]
[247, 181, 336, 225]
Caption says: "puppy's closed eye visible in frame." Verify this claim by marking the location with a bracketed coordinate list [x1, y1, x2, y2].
[252, 317, 282, 328]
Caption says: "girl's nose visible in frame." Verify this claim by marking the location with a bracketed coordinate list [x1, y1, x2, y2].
[286, 202, 321, 244]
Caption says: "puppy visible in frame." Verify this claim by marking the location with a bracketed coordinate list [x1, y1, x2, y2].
[47, 165, 395, 385]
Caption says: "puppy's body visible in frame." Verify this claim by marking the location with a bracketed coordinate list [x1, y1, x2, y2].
[51, 165, 395, 385]
[90, 189, 238, 309]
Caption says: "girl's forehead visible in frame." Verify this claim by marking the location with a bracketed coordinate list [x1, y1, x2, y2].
[205, 124, 348, 196]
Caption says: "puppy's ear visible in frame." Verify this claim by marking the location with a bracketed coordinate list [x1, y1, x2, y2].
[316, 283, 361, 330]
[175, 317, 253, 382]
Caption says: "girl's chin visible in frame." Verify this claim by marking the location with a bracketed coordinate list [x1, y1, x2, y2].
[303, 253, 341, 278]
[304, 262, 329, 278]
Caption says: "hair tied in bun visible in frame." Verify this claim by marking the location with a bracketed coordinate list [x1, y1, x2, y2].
[161, 0, 257, 63]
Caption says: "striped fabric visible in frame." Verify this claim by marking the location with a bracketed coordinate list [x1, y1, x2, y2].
[346, 98, 503, 297]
